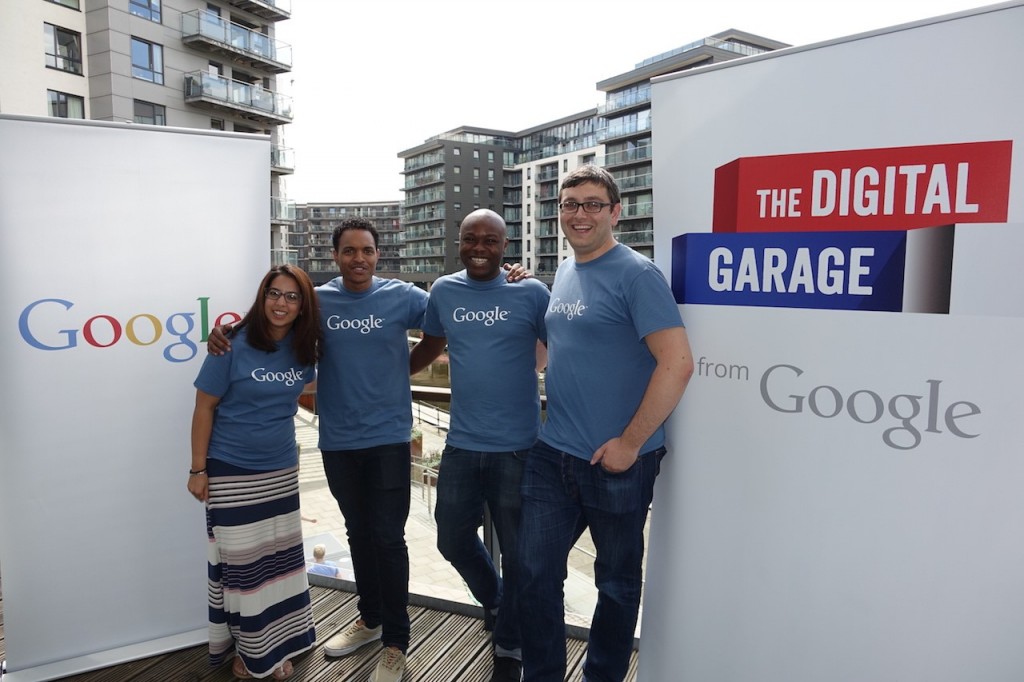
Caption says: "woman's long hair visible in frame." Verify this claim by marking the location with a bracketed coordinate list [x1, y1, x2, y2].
[232, 265, 322, 366]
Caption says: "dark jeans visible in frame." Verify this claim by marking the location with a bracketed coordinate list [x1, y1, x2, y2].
[518, 439, 664, 682]
[434, 445, 525, 657]
[322, 442, 411, 652]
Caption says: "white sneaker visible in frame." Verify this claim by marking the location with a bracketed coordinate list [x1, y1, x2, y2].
[369, 646, 406, 682]
[323, 619, 382, 657]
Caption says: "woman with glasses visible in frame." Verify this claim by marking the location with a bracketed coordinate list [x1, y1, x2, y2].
[188, 265, 323, 680]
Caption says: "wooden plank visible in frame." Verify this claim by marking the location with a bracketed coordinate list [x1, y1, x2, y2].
[1, 586, 638, 681]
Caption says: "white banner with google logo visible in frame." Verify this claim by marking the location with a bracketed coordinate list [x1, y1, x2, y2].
[0, 115, 265, 680]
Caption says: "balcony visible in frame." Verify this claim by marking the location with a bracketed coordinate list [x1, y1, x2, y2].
[615, 173, 653, 192]
[271, 196, 296, 222]
[184, 71, 292, 124]
[604, 145, 652, 169]
[181, 11, 292, 73]
[537, 205, 560, 219]
[598, 87, 652, 116]
[404, 207, 445, 225]
[271, 145, 294, 174]
[616, 229, 654, 246]
[538, 224, 559, 237]
[404, 151, 445, 172]
[401, 246, 446, 258]
[619, 201, 654, 219]
[224, 0, 290, 21]
[404, 226, 445, 241]
[404, 169, 445, 189]
[401, 263, 446, 274]
[270, 248, 297, 265]
[536, 168, 559, 182]
[537, 186, 559, 201]
[596, 117, 651, 143]
[403, 189, 445, 208]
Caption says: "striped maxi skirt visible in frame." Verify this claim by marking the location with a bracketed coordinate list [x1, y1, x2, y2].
[206, 459, 316, 678]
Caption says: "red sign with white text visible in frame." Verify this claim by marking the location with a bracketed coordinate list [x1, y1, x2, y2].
[713, 141, 1012, 233]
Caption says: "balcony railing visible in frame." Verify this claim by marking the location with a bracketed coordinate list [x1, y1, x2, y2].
[404, 189, 445, 207]
[224, 0, 290, 21]
[404, 170, 445, 188]
[184, 71, 292, 124]
[271, 196, 296, 222]
[271, 145, 294, 174]
[270, 248, 297, 265]
[598, 87, 652, 115]
[404, 151, 445, 172]
[619, 202, 654, 219]
[404, 207, 445, 224]
[537, 205, 559, 219]
[604, 145, 652, 168]
[596, 117, 651, 143]
[404, 227, 445, 241]
[401, 264, 446, 274]
[615, 173, 653, 191]
[536, 168, 559, 182]
[538, 225, 559, 237]
[401, 246, 446, 258]
[615, 229, 654, 245]
[181, 10, 291, 72]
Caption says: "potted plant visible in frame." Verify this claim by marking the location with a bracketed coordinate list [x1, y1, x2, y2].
[410, 426, 423, 460]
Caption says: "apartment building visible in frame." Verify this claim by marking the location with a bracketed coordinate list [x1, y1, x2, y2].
[0, 0, 295, 264]
[597, 29, 790, 259]
[395, 30, 787, 285]
[395, 128, 518, 287]
[293, 201, 402, 286]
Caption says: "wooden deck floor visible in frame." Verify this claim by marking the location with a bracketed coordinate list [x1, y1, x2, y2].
[1, 585, 638, 681]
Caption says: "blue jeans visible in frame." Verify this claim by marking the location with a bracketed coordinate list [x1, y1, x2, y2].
[435, 445, 525, 657]
[518, 439, 664, 682]
[322, 442, 411, 652]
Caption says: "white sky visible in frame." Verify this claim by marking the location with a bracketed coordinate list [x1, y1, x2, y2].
[274, 0, 997, 203]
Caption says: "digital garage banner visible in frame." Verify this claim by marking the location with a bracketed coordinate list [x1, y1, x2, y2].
[641, 4, 1024, 682]
[0, 116, 267, 680]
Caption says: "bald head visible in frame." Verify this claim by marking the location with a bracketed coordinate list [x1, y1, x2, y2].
[459, 209, 509, 280]
[460, 209, 506, 238]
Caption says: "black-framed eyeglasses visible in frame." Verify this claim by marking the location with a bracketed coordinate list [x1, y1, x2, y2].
[265, 288, 302, 304]
[558, 200, 616, 214]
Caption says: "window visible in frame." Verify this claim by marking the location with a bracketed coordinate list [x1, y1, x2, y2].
[130, 37, 163, 84]
[44, 24, 82, 75]
[134, 99, 166, 125]
[527, 168, 532, 180]
[488, 151, 494, 163]
[488, 187, 495, 199]
[564, 159, 569, 172]
[47, 90, 84, 118]
[453, 166, 460, 175]
[453, 202, 461, 210]
[473, 186, 480, 197]
[210, 118, 225, 130]
[129, 0, 161, 22]
[488, 170, 495, 181]
[453, 185, 461, 193]
[46, 0, 80, 9]
[473, 168, 480, 180]
[453, 147, 461, 156]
